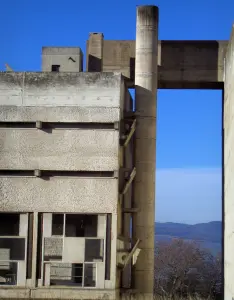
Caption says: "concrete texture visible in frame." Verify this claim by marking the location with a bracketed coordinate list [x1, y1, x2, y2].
[87, 33, 104, 71]
[1, 4, 232, 299]
[87, 39, 227, 88]
[0, 106, 120, 123]
[0, 177, 118, 213]
[0, 72, 123, 108]
[0, 129, 119, 171]
[132, 6, 158, 297]
[0, 288, 119, 299]
[42, 47, 83, 72]
[44, 238, 63, 258]
[224, 24, 234, 300]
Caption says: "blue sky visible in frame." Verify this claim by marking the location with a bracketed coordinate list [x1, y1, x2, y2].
[1, 0, 233, 224]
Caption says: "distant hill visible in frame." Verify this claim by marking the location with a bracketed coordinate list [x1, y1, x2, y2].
[155, 221, 222, 254]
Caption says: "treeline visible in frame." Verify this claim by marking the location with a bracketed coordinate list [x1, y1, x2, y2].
[154, 239, 222, 299]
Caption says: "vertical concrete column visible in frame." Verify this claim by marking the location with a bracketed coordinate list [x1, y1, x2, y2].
[31, 212, 38, 287]
[87, 33, 104, 71]
[132, 5, 158, 297]
[224, 24, 234, 300]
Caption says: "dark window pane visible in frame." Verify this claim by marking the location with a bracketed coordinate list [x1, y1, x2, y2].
[0, 213, 19, 236]
[52, 214, 64, 236]
[51, 65, 60, 72]
[0, 238, 25, 260]
[84, 264, 96, 287]
[0, 262, 17, 285]
[85, 239, 104, 262]
[65, 214, 97, 237]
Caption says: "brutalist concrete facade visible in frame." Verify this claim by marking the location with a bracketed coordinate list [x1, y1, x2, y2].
[0, 71, 135, 299]
[0, 4, 234, 300]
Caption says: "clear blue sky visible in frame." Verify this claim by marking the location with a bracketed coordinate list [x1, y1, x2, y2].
[0, 0, 233, 224]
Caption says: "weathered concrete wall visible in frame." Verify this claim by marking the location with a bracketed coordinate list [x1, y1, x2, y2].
[86, 39, 227, 88]
[0, 106, 120, 123]
[0, 72, 123, 108]
[0, 129, 119, 171]
[224, 24, 234, 300]
[42, 47, 83, 72]
[0, 177, 118, 213]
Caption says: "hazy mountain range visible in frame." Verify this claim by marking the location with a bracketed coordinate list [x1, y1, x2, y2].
[155, 221, 222, 255]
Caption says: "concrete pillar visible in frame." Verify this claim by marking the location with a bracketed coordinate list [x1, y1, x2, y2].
[31, 212, 38, 287]
[87, 33, 104, 72]
[132, 5, 158, 297]
[224, 24, 234, 300]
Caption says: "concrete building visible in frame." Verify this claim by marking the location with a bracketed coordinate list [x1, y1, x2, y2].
[0, 4, 233, 300]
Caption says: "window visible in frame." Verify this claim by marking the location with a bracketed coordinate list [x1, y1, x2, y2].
[0, 213, 19, 236]
[51, 65, 60, 72]
[52, 214, 64, 236]
[42, 213, 106, 288]
[65, 214, 98, 237]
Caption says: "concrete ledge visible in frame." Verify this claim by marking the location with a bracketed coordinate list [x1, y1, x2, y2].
[0, 106, 120, 122]
[0, 177, 118, 213]
[0, 129, 119, 171]
[0, 287, 118, 299]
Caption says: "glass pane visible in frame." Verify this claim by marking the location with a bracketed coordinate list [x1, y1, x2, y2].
[50, 263, 83, 287]
[0, 214, 19, 236]
[65, 214, 98, 237]
[0, 238, 25, 261]
[52, 214, 64, 236]
[85, 239, 104, 262]
[0, 262, 17, 285]
[84, 263, 96, 287]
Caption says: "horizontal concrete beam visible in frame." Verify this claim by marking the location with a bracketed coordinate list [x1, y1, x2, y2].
[0, 106, 121, 123]
[0, 129, 119, 171]
[0, 72, 123, 107]
[87, 39, 228, 89]
[0, 177, 118, 212]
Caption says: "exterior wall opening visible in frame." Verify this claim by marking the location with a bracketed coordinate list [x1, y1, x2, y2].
[51, 64, 60, 72]
[155, 89, 223, 298]
[40, 213, 107, 288]
[0, 213, 28, 286]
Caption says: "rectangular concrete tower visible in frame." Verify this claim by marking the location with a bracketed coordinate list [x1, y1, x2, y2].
[132, 5, 158, 297]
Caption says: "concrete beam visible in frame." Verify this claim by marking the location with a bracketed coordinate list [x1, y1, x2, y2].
[0, 129, 119, 171]
[87, 39, 227, 88]
[0, 106, 121, 123]
[0, 177, 118, 213]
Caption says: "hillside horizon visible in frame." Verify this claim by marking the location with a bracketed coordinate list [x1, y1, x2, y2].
[155, 221, 222, 254]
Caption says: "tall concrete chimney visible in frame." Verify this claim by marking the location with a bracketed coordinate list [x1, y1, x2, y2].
[132, 5, 158, 297]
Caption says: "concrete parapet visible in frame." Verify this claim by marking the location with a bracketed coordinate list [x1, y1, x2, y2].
[0, 72, 123, 108]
